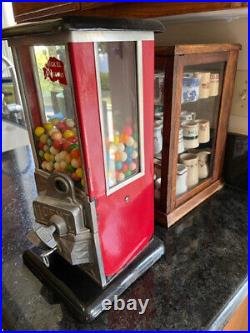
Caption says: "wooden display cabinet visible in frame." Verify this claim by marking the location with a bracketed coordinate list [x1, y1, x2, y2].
[154, 44, 241, 227]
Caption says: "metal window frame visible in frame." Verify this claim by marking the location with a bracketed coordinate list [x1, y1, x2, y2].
[94, 40, 145, 196]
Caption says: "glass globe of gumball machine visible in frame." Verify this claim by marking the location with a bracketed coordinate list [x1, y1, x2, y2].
[3, 17, 165, 321]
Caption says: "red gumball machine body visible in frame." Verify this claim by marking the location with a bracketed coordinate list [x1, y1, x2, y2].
[3, 17, 164, 316]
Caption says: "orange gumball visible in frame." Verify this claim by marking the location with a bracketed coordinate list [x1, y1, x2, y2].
[115, 152, 122, 161]
[70, 149, 80, 159]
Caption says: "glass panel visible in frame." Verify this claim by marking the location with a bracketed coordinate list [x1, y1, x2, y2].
[96, 42, 140, 190]
[154, 71, 164, 160]
[176, 62, 225, 197]
[31, 45, 85, 190]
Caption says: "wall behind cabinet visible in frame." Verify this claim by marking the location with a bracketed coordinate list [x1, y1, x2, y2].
[156, 13, 248, 135]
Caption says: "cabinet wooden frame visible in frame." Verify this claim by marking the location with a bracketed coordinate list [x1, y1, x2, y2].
[155, 44, 241, 227]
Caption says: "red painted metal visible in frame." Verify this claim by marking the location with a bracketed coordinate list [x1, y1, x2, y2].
[68, 40, 155, 276]
[17, 46, 42, 128]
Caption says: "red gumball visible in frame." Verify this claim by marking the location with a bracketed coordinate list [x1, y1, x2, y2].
[67, 136, 78, 144]
[62, 140, 71, 151]
[56, 121, 68, 132]
[52, 139, 63, 150]
[38, 142, 44, 149]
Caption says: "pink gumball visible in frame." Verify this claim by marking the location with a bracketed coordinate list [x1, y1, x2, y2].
[124, 126, 133, 136]
[129, 162, 137, 171]
[122, 163, 129, 172]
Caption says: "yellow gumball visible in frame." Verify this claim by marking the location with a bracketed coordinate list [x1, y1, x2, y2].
[35, 127, 45, 137]
[44, 152, 51, 162]
[114, 131, 120, 145]
[76, 168, 83, 178]
[63, 130, 74, 139]
[44, 123, 53, 132]
[40, 134, 48, 144]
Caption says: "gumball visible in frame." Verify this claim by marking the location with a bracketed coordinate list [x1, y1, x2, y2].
[122, 163, 129, 172]
[63, 153, 71, 164]
[124, 126, 133, 136]
[126, 136, 134, 147]
[109, 143, 117, 154]
[68, 143, 78, 152]
[115, 161, 123, 170]
[48, 128, 59, 137]
[52, 139, 63, 150]
[65, 119, 75, 128]
[38, 150, 44, 158]
[35, 126, 45, 137]
[46, 161, 54, 172]
[66, 164, 75, 173]
[121, 152, 127, 162]
[126, 146, 133, 156]
[75, 168, 83, 178]
[71, 158, 80, 169]
[129, 162, 137, 171]
[131, 150, 138, 159]
[57, 121, 68, 132]
[47, 138, 52, 146]
[67, 136, 78, 144]
[126, 157, 132, 164]
[115, 152, 122, 161]
[125, 170, 132, 177]
[70, 149, 80, 159]
[51, 131, 62, 141]
[41, 161, 47, 170]
[50, 146, 59, 155]
[60, 161, 67, 171]
[63, 130, 74, 139]
[54, 162, 61, 171]
[38, 142, 44, 150]
[44, 152, 51, 162]
[62, 140, 71, 151]
[117, 172, 125, 182]
[122, 134, 129, 144]
[71, 172, 81, 182]
[55, 153, 61, 162]
[40, 134, 48, 144]
[50, 154, 55, 162]
[117, 143, 125, 152]
[43, 145, 49, 152]
[114, 131, 120, 145]
[43, 123, 53, 132]
[59, 151, 67, 160]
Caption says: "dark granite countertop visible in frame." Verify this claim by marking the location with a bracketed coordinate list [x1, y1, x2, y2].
[2, 145, 248, 330]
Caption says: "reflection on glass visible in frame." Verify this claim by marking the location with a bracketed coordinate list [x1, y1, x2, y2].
[32, 45, 85, 190]
[176, 62, 225, 197]
[97, 42, 140, 189]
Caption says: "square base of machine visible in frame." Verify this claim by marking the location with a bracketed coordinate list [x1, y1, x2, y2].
[23, 236, 164, 322]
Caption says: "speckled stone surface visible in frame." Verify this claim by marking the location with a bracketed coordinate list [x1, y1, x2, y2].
[2, 145, 248, 330]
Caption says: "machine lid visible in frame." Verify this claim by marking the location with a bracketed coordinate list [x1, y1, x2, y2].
[2, 16, 165, 39]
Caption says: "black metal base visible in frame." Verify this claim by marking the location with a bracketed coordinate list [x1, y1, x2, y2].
[23, 237, 164, 322]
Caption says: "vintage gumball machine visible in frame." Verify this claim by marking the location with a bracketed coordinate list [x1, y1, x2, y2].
[3, 17, 165, 321]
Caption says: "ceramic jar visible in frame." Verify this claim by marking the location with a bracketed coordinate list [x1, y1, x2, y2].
[195, 72, 210, 99]
[176, 163, 188, 196]
[197, 151, 211, 179]
[179, 153, 199, 188]
[178, 128, 185, 154]
[154, 123, 163, 155]
[182, 121, 199, 149]
[182, 75, 200, 103]
[195, 119, 210, 143]
[209, 73, 219, 96]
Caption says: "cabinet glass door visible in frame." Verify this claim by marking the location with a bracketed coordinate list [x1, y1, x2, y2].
[176, 62, 225, 197]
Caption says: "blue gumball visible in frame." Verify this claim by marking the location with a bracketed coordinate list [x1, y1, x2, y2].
[126, 146, 133, 155]
[126, 157, 132, 164]
[115, 161, 123, 170]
